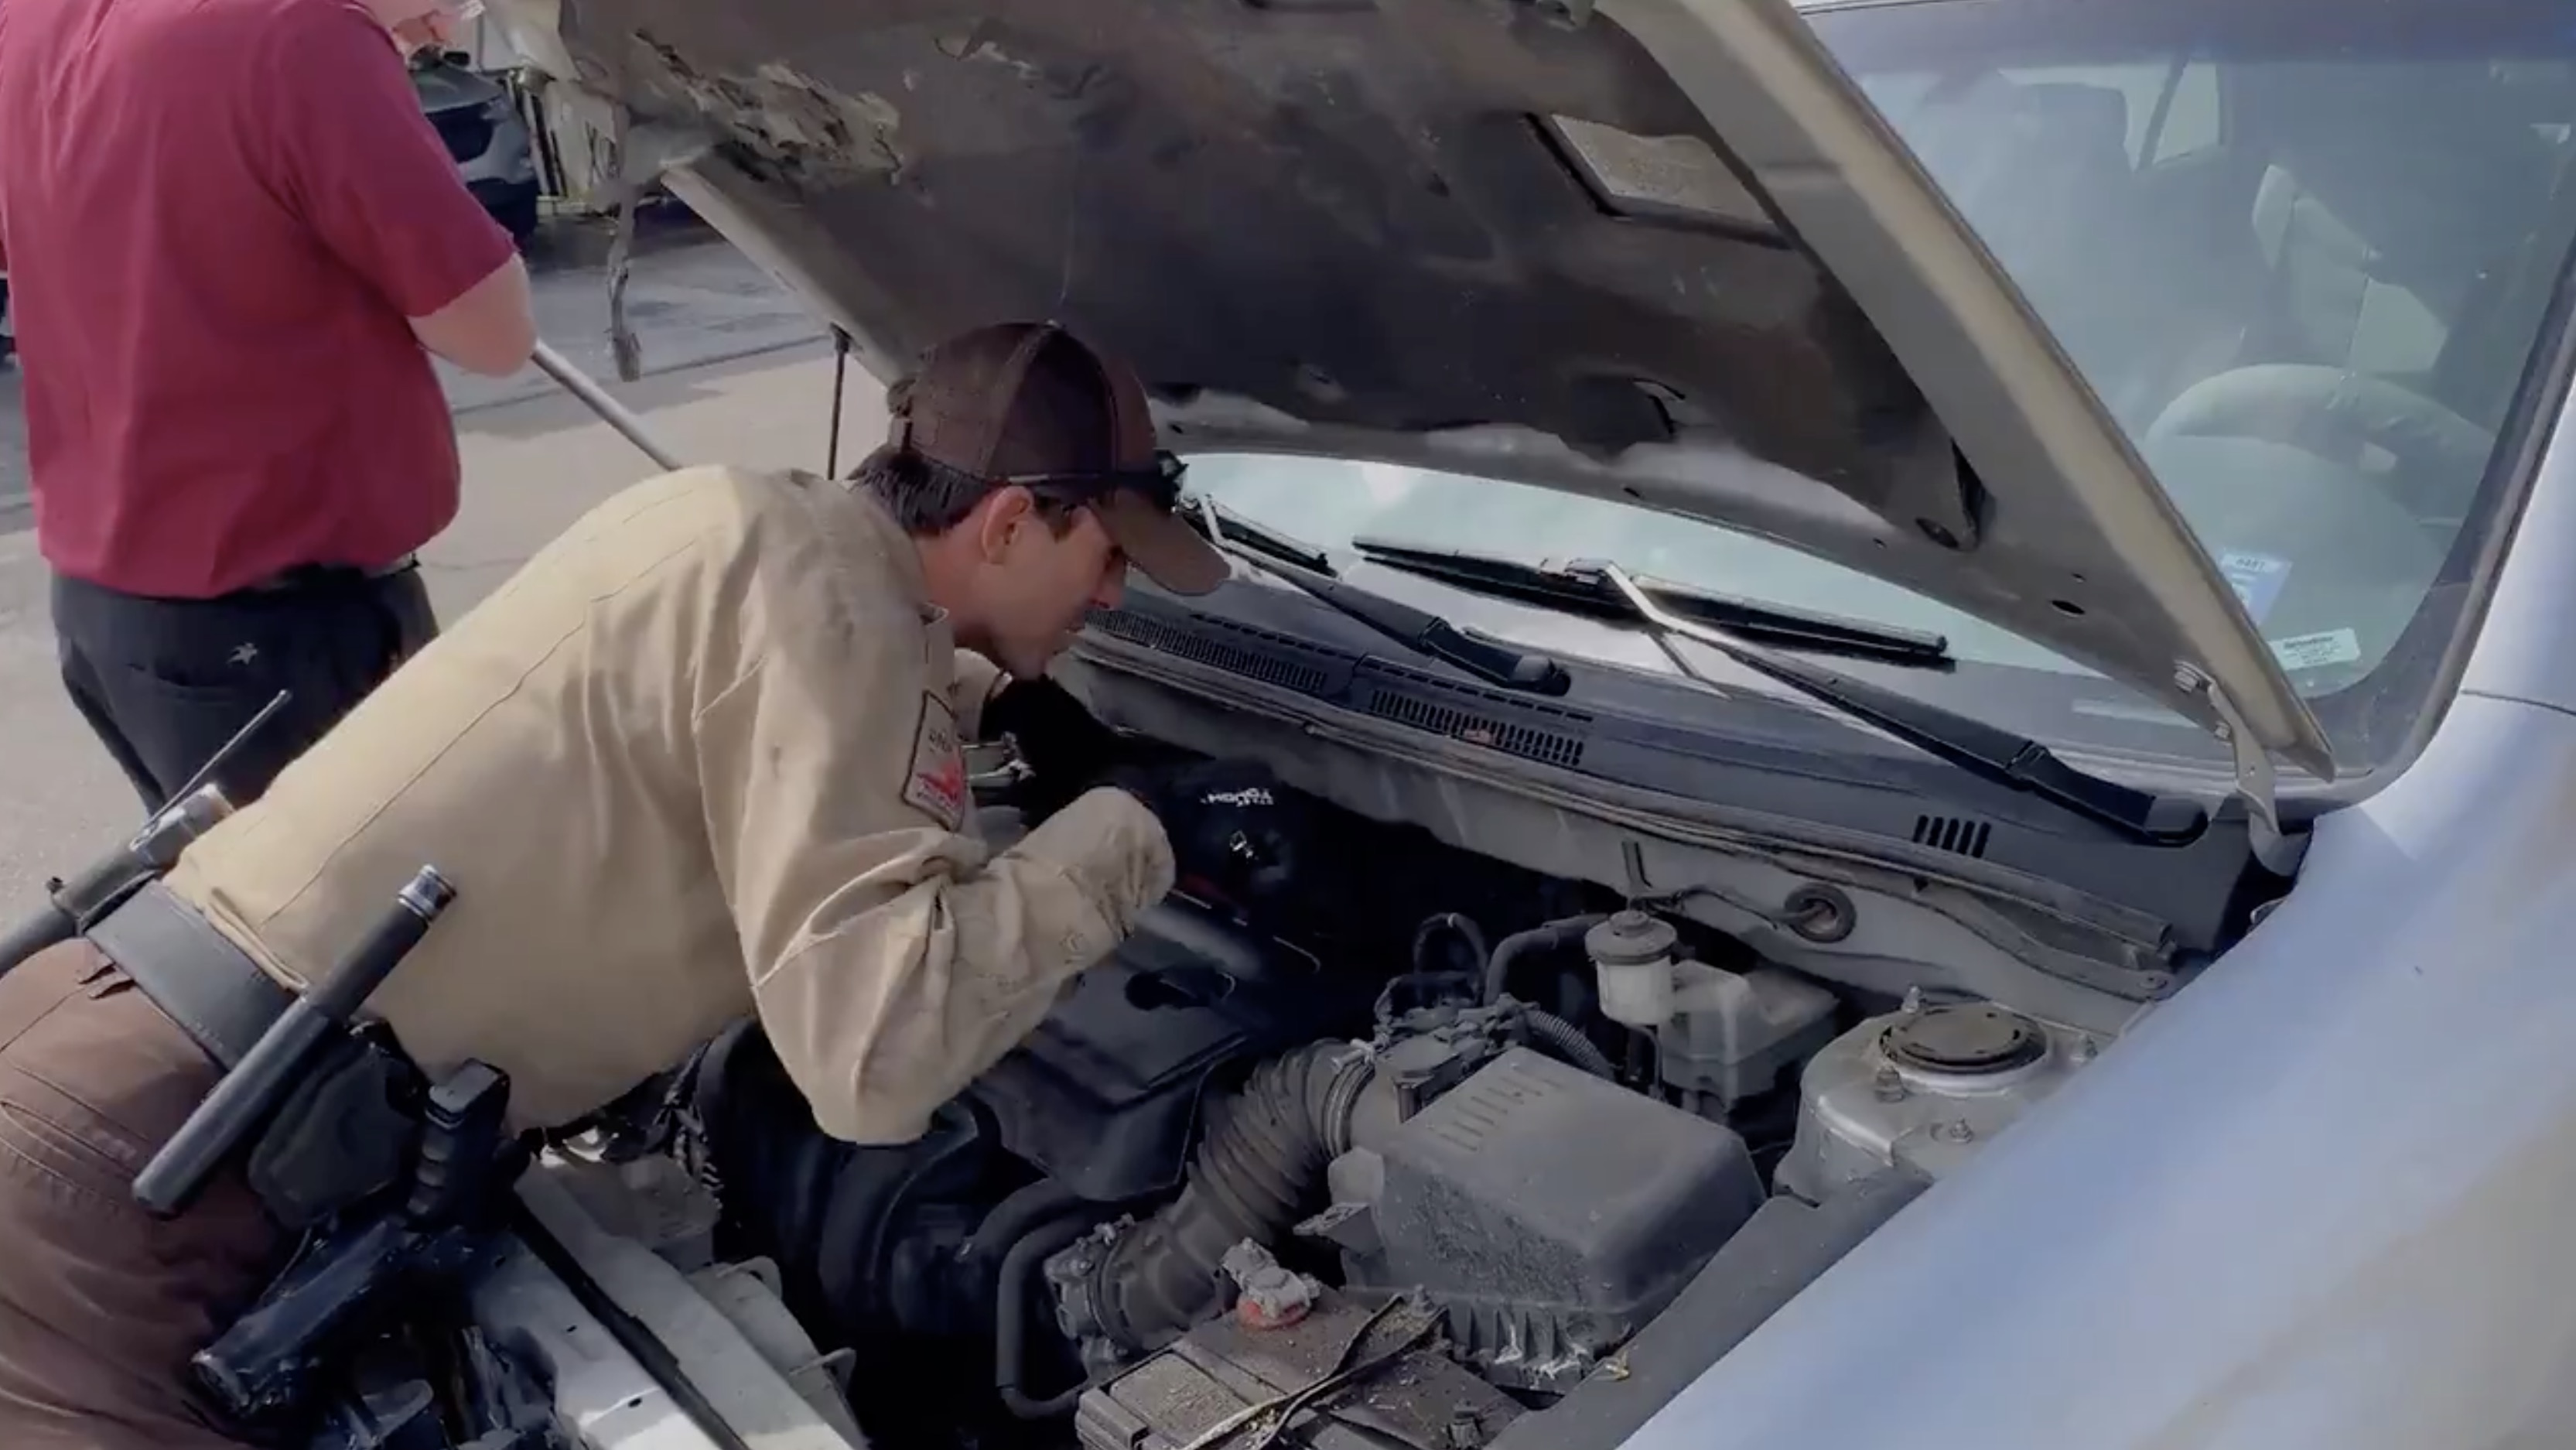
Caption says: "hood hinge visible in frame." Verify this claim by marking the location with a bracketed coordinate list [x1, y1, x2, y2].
[597, 108, 717, 382]
[2175, 664, 2307, 877]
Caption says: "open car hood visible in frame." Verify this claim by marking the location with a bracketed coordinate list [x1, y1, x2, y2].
[487, 0, 2335, 785]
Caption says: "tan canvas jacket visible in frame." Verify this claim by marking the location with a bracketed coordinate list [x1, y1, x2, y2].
[166, 464, 1175, 1140]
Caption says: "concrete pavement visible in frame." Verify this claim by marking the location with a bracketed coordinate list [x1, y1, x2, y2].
[439, 215, 828, 416]
[0, 340, 885, 915]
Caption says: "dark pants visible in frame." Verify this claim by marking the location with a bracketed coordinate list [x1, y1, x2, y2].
[0, 940, 289, 1449]
[52, 566, 438, 814]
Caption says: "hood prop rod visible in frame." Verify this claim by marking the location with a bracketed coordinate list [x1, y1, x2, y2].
[825, 326, 852, 480]
[528, 340, 684, 472]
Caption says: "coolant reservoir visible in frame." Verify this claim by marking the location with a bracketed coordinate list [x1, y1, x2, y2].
[1585, 910, 1680, 1028]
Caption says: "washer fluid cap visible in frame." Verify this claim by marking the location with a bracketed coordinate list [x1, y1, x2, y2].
[1884, 1004, 2048, 1075]
[1584, 910, 1678, 969]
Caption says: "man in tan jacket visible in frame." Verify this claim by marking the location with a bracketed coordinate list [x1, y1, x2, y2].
[0, 321, 1288, 1449]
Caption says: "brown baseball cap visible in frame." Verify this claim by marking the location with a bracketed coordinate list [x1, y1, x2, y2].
[884, 321, 1229, 596]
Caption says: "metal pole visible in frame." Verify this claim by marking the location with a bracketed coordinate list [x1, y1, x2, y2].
[527, 340, 683, 471]
[825, 326, 851, 480]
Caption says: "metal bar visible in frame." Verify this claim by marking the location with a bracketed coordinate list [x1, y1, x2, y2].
[825, 326, 851, 479]
[528, 340, 684, 470]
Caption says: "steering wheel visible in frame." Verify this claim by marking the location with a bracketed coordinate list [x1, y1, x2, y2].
[2145, 363, 2495, 511]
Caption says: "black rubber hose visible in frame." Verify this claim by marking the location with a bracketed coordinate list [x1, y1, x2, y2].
[1078, 1042, 1372, 1355]
[967, 1179, 1081, 1265]
[1409, 911, 1490, 978]
[0, 903, 75, 978]
[1520, 1007, 1617, 1080]
[996, 1212, 1100, 1421]
[1483, 913, 1608, 1005]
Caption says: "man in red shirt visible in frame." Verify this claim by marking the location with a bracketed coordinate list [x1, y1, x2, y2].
[0, 0, 538, 815]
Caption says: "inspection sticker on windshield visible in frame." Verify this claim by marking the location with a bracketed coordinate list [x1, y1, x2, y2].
[2217, 551, 2292, 625]
[2268, 628, 2362, 673]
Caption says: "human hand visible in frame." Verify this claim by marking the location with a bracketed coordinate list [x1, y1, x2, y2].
[1111, 759, 1307, 917]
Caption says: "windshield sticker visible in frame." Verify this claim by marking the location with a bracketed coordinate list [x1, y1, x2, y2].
[2217, 551, 2292, 625]
[2269, 628, 2362, 673]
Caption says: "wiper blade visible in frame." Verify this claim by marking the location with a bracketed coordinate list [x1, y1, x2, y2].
[1602, 563, 2203, 843]
[1346, 536, 2196, 843]
[1194, 497, 1334, 574]
[1351, 538, 1952, 666]
[1180, 498, 1572, 696]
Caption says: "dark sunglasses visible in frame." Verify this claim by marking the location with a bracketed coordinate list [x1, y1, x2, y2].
[995, 450, 1188, 510]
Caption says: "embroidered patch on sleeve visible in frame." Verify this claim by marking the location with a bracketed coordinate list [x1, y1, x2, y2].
[901, 692, 968, 830]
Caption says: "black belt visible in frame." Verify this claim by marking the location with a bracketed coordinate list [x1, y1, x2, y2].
[239, 556, 420, 597]
[85, 880, 294, 1069]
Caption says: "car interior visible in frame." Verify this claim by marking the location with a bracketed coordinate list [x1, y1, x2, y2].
[1818, 39, 2576, 704]
[1884, 53, 2576, 503]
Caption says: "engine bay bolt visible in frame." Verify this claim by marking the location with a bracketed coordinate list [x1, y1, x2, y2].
[1447, 1411, 1486, 1448]
[2073, 1035, 2100, 1062]
[1873, 1067, 1906, 1102]
[1901, 987, 1926, 1014]
[1934, 1119, 1976, 1144]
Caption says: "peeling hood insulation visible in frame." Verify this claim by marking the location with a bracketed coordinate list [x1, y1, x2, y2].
[487, 0, 2335, 783]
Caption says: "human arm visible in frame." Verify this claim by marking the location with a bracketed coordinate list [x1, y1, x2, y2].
[409, 251, 535, 377]
[696, 570, 1176, 1145]
[258, 5, 535, 375]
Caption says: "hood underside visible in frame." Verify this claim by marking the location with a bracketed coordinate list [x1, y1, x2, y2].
[492, 0, 2335, 782]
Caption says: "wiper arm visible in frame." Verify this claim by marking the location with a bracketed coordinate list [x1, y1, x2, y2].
[1351, 538, 1952, 666]
[1597, 563, 2203, 842]
[1343, 535, 2196, 842]
[1181, 498, 1572, 696]
[1195, 497, 1334, 574]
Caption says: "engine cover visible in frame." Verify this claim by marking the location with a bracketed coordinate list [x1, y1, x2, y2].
[967, 901, 1370, 1203]
[1313, 1048, 1766, 1393]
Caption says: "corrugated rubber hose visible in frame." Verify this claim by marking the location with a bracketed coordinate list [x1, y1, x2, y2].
[1519, 1006, 1618, 1079]
[1074, 1041, 1375, 1356]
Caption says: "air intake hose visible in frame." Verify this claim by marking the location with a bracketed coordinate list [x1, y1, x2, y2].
[1066, 1041, 1376, 1356]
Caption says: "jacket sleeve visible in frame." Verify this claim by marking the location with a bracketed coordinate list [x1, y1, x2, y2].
[693, 583, 1174, 1145]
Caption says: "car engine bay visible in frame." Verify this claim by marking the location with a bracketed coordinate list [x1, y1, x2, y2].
[496, 678, 2155, 1450]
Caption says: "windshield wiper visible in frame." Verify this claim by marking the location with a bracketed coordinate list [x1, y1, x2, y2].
[1181, 498, 1572, 696]
[1351, 539, 1952, 666]
[1351, 537, 2202, 843]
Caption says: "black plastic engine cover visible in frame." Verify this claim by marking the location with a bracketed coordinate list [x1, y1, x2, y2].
[1344, 1047, 1767, 1393]
[967, 901, 1368, 1202]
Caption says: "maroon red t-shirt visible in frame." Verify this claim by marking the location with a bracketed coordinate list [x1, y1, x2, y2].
[0, 0, 518, 598]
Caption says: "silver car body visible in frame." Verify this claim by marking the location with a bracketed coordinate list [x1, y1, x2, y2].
[469, 0, 2576, 1444]
[1615, 12, 2576, 1448]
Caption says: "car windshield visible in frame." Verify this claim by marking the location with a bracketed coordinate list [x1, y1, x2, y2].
[1176, 0, 2576, 785]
